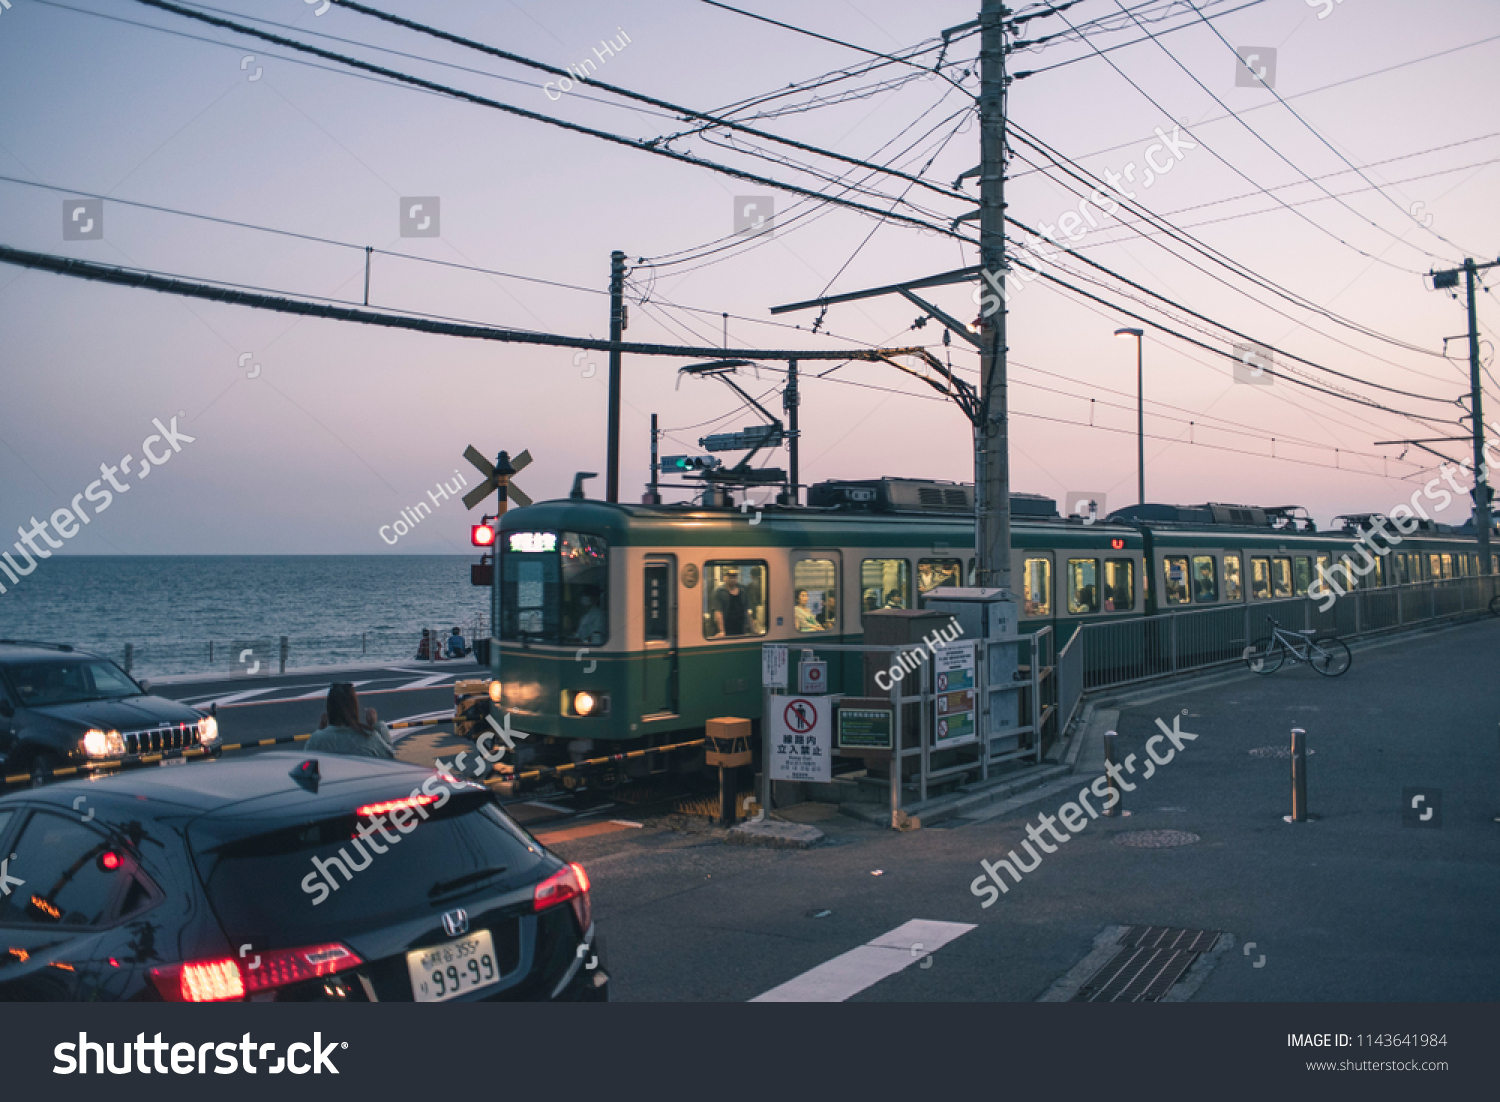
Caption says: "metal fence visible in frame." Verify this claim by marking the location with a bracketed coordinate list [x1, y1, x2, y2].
[1073, 575, 1499, 694]
[102, 616, 489, 679]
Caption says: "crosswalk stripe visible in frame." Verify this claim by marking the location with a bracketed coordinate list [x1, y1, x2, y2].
[750, 919, 977, 1003]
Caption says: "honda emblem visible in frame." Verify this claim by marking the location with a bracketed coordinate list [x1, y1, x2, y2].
[442, 908, 469, 937]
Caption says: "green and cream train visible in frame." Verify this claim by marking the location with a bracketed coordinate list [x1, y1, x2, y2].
[486, 477, 1490, 763]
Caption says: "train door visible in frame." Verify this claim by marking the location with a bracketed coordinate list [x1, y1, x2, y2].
[642, 557, 677, 718]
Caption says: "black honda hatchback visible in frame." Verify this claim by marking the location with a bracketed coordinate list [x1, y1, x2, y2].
[0, 753, 606, 1001]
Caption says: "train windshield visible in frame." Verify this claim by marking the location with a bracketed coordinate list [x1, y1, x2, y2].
[500, 530, 610, 645]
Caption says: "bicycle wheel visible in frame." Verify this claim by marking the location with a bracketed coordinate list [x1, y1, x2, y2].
[1490, 593, 1500, 617]
[1245, 637, 1284, 674]
[1308, 636, 1352, 677]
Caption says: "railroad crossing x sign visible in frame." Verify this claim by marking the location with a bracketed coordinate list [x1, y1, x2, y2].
[463, 446, 534, 510]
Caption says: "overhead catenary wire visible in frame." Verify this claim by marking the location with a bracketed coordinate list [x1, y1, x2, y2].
[125, 0, 976, 242]
[1102, 0, 1453, 267]
[1038, 3, 1427, 276]
[1179, 0, 1481, 259]
[1005, 123, 1453, 361]
[0, 244, 934, 362]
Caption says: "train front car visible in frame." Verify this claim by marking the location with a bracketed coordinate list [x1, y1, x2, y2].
[491, 502, 632, 770]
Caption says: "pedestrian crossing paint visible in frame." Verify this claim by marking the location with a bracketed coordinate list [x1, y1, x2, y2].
[750, 919, 977, 1002]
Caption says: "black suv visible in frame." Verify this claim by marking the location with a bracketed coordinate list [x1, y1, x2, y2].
[0, 641, 219, 780]
[0, 752, 606, 1001]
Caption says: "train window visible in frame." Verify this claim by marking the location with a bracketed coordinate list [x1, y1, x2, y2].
[1250, 557, 1271, 600]
[1162, 558, 1191, 606]
[1293, 557, 1312, 596]
[861, 559, 910, 616]
[917, 559, 962, 607]
[1441, 553, 1454, 579]
[1191, 556, 1218, 602]
[1104, 559, 1134, 612]
[500, 530, 609, 645]
[1022, 558, 1051, 617]
[1316, 553, 1332, 590]
[1371, 554, 1386, 588]
[1067, 559, 1100, 614]
[703, 562, 768, 640]
[1429, 554, 1441, 580]
[967, 559, 976, 586]
[793, 559, 839, 632]
[1272, 557, 1293, 598]
[1224, 555, 1242, 601]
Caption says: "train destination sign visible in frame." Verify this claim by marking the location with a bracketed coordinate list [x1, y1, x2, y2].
[769, 695, 830, 783]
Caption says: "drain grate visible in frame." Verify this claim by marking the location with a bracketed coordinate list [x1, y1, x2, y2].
[1071, 926, 1223, 1002]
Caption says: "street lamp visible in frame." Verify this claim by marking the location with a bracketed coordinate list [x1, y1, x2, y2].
[1114, 328, 1145, 505]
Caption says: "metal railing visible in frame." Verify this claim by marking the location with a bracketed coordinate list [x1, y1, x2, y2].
[759, 631, 1053, 826]
[1074, 575, 1499, 694]
[96, 617, 489, 679]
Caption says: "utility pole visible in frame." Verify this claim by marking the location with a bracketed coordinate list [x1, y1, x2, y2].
[976, 0, 1011, 591]
[1464, 259, 1494, 573]
[785, 359, 799, 504]
[1431, 257, 1499, 573]
[606, 250, 626, 502]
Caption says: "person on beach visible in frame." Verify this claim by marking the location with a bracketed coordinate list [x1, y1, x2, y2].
[307, 682, 396, 760]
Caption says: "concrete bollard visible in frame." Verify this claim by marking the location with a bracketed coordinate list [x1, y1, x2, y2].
[1103, 730, 1121, 817]
[1286, 728, 1308, 823]
[279, 636, 289, 675]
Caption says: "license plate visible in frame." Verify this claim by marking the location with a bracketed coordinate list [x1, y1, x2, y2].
[158, 755, 187, 767]
[406, 930, 500, 1003]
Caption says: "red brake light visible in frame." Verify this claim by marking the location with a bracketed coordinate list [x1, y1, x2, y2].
[534, 862, 592, 933]
[99, 851, 121, 871]
[148, 943, 363, 1002]
[472, 524, 497, 547]
[355, 795, 437, 818]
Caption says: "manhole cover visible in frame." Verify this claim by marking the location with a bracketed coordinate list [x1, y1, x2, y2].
[1248, 746, 1316, 759]
[1113, 829, 1200, 848]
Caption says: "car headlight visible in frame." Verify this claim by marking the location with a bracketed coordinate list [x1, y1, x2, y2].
[81, 729, 125, 757]
[197, 715, 219, 744]
[488, 681, 503, 704]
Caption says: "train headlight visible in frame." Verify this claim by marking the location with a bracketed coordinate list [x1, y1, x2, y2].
[571, 691, 608, 717]
[81, 729, 124, 758]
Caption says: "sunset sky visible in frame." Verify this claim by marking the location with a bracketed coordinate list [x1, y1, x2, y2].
[2, 0, 1497, 555]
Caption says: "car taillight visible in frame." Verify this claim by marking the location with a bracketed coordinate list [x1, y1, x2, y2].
[533, 862, 591, 933]
[355, 795, 437, 818]
[148, 943, 363, 1002]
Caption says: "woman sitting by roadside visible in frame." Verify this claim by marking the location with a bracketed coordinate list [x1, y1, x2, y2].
[307, 682, 396, 760]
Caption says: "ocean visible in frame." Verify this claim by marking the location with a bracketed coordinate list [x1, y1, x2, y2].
[0, 556, 491, 679]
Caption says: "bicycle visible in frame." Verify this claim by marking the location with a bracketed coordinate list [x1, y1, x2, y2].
[1244, 616, 1352, 677]
[1489, 593, 1500, 617]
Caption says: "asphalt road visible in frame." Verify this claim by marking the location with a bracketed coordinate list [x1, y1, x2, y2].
[544, 617, 1500, 1002]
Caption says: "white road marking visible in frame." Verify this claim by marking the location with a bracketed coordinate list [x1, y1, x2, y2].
[183, 687, 281, 709]
[524, 800, 574, 814]
[286, 679, 374, 701]
[750, 919, 977, 1003]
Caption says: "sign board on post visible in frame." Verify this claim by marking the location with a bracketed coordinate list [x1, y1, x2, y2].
[768, 695, 831, 783]
[933, 641, 977, 746]
[837, 699, 893, 751]
[762, 644, 788, 689]
[798, 659, 828, 695]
